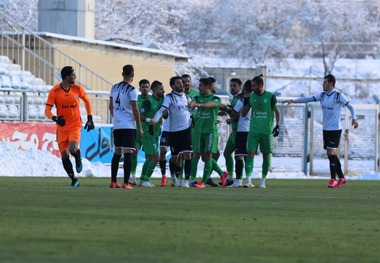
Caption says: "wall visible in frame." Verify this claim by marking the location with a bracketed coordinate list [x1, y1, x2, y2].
[38, 0, 95, 39]
[49, 38, 177, 92]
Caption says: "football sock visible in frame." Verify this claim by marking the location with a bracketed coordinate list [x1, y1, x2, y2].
[245, 157, 253, 177]
[141, 160, 149, 181]
[131, 154, 138, 176]
[336, 158, 344, 178]
[246, 175, 252, 184]
[159, 160, 167, 176]
[184, 159, 192, 180]
[235, 158, 244, 179]
[211, 158, 222, 175]
[72, 149, 81, 163]
[190, 157, 200, 181]
[202, 160, 212, 183]
[262, 157, 270, 178]
[169, 159, 176, 177]
[146, 160, 158, 179]
[62, 157, 75, 180]
[328, 155, 338, 180]
[224, 151, 234, 176]
[123, 153, 132, 184]
[246, 155, 254, 176]
[111, 153, 121, 182]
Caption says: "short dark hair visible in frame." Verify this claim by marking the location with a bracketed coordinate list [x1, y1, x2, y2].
[139, 79, 150, 87]
[122, 64, 134, 76]
[61, 66, 74, 79]
[151, 80, 163, 90]
[243, 80, 252, 93]
[199, 77, 211, 87]
[170, 76, 182, 87]
[252, 74, 264, 86]
[230, 78, 242, 86]
[181, 74, 191, 79]
[208, 77, 216, 85]
[324, 74, 336, 87]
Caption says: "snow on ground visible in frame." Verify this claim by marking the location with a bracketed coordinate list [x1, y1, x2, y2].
[1, 142, 379, 181]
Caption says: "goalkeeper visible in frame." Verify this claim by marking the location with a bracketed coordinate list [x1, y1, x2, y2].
[45, 66, 94, 187]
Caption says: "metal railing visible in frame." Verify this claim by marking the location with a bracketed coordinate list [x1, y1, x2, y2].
[0, 11, 112, 90]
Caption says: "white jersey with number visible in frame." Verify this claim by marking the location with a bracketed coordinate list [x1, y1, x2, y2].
[110, 81, 138, 130]
[233, 98, 251, 132]
[162, 91, 191, 132]
[294, 91, 350, 131]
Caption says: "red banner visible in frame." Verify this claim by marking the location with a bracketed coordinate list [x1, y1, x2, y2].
[0, 122, 60, 157]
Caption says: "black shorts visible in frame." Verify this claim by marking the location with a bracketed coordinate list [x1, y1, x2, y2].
[113, 129, 136, 150]
[323, 130, 342, 150]
[169, 127, 192, 156]
[235, 131, 248, 156]
[159, 131, 170, 148]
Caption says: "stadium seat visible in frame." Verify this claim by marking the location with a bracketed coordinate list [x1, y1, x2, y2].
[0, 67, 7, 75]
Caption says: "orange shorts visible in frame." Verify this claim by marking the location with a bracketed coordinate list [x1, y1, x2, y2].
[57, 127, 81, 152]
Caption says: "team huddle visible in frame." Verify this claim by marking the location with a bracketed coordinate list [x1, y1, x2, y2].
[45, 65, 358, 189]
[107, 65, 281, 189]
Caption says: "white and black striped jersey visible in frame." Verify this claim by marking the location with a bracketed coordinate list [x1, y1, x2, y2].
[156, 91, 191, 132]
[294, 91, 355, 131]
[110, 81, 138, 130]
[233, 98, 251, 132]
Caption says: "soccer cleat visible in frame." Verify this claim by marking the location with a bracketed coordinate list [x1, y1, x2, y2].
[71, 180, 80, 188]
[142, 181, 155, 187]
[190, 180, 198, 187]
[335, 178, 347, 188]
[172, 177, 180, 187]
[138, 179, 143, 186]
[160, 176, 167, 187]
[109, 181, 121, 188]
[75, 159, 83, 173]
[206, 178, 218, 187]
[228, 179, 242, 188]
[328, 179, 337, 188]
[259, 178, 266, 189]
[121, 183, 133, 189]
[243, 183, 255, 188]
[226, 179, 234, 186]
[129, 176, 136, 185]
[194, 181, 206, 188]
[220, 171, 228, 188]
[182, 179, 189, 188]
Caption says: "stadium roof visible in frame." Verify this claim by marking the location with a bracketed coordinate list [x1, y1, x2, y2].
[36, 32, 189, 61]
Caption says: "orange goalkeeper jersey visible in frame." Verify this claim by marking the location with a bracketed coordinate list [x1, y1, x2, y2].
[46, 83, 92, 131]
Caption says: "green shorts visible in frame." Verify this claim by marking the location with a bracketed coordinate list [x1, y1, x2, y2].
[193, 130, 219, 154]
[225, 129, 237, 151]
[247, 132, 273, 154]
[141, 134, 159, 156]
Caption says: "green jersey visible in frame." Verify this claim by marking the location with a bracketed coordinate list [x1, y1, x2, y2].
[249, 91, 277, 134]
[193, 94, 221, 133]
[140, 94, 163, 134]
[186, 89, 199, 118]
[185, 89, 199, 100]
[230, 93, 243, 130]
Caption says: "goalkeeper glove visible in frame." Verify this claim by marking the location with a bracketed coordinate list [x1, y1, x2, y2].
[52, 115, 66, 127]
[84, 115, 95, 132]
[272, 125, 280, 137]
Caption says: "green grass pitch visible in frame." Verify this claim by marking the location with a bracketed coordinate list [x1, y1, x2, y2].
[0, 177, 379, 263]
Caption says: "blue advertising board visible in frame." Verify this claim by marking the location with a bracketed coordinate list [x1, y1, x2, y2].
[80, 125, 168, 164]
